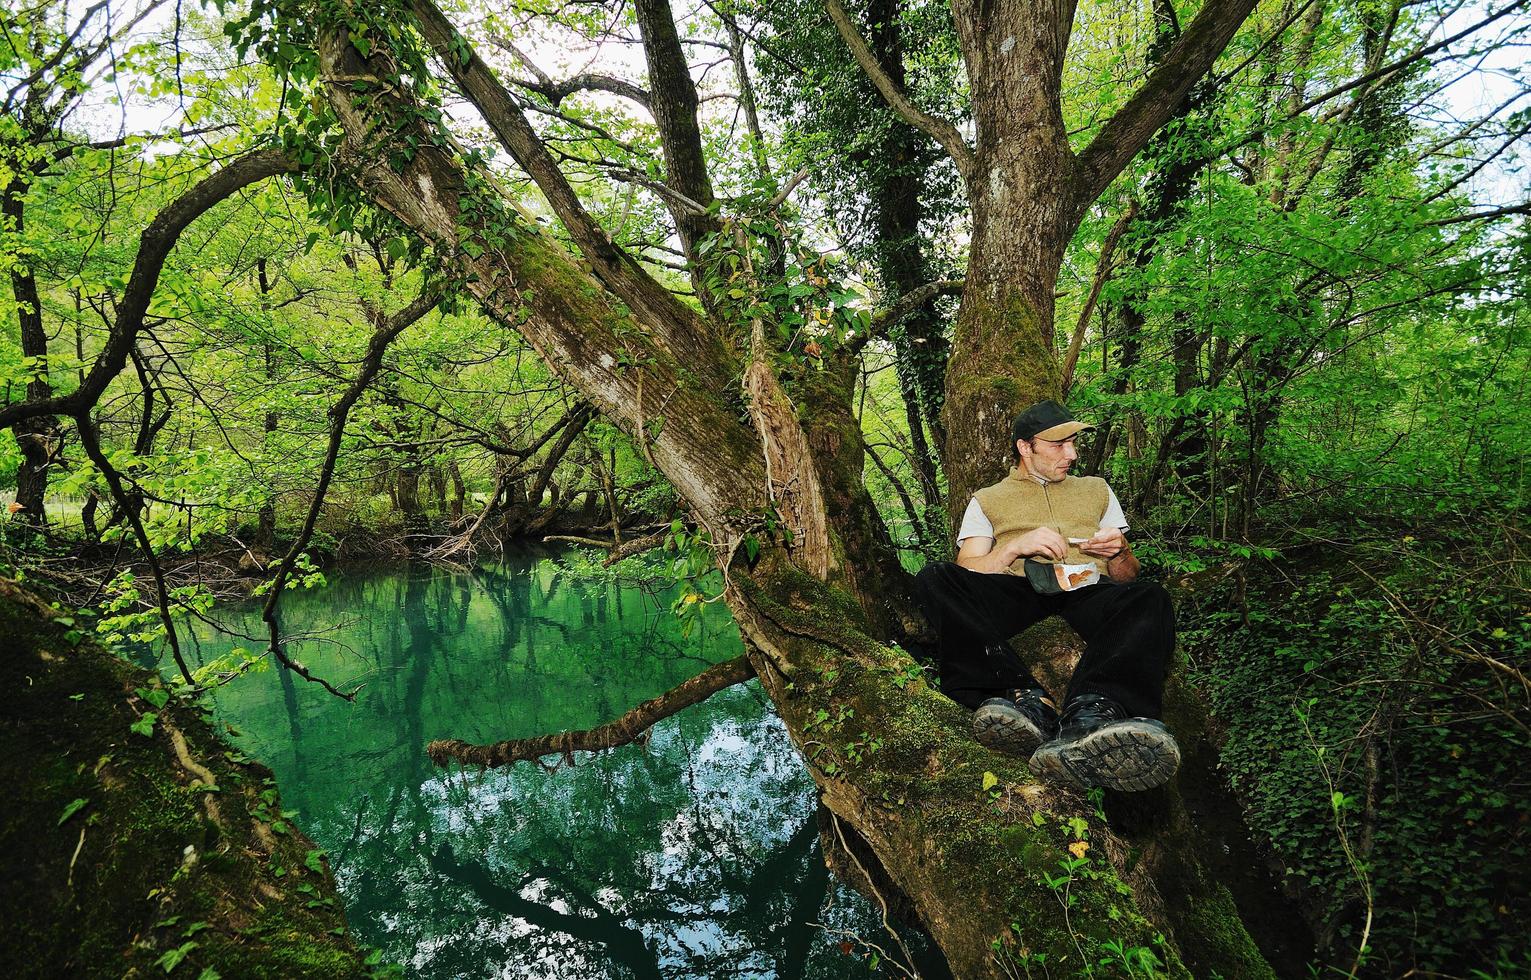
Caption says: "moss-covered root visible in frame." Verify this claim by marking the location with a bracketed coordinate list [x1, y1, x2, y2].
[0, 578, 371, 979]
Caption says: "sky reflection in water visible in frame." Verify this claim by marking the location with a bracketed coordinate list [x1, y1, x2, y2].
[184, 551, 948, 979]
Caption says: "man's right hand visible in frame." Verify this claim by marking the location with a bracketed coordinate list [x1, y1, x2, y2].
[956, 526, 1068, 573]
[1012, 527, 1067, 562]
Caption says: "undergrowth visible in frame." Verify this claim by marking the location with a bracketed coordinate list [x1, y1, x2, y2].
[1177, 511, 1529, 977]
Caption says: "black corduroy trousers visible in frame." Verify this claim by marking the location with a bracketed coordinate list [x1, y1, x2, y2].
[912, 561, 1175, 719]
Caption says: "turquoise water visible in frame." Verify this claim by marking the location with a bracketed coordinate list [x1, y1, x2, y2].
[183, 551, 947, 978]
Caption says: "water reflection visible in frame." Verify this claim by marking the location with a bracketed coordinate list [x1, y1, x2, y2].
[185, 551, 948, 978]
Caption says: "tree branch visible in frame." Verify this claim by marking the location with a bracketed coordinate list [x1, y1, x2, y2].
[1424, 201, 1531, 227]
[846, 279, 964, 357]
[426, 654, 756, 767]
[0, 149, 296, 429]
[260, 288, 442, 700]
[489, 35, 653, 110]
[1073, 0, 1259, 205]
[1062, 200, 1136, 395]
[406, 0, 725, 372]
[821, 0, 974, 183]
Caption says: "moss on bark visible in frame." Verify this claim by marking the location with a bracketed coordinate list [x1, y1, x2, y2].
[0, 578, 370, 979]
[735, 564, 1196, 979]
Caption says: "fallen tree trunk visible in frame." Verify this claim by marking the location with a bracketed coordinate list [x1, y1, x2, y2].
[0, 578, 369, 979]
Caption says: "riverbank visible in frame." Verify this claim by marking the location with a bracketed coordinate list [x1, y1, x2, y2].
[0, 577, 373, 978]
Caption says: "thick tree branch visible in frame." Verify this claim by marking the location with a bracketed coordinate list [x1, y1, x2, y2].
[1073, 0, 1258, 205]
[492, 39, 653, 112]
[845, 279, 964, 357]
[406, 0, 728, 376]
[633, 0, 722, 278]
[0, 149, 296, 430]
[426, 654, 756, 767]
[1424, 201, 1531, 227]
[822, 0, 975, 184]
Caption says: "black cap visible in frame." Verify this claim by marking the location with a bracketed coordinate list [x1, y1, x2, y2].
[1012, 400, 1093, 444]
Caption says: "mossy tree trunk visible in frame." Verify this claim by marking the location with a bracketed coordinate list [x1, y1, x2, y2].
[290, 1, 1282, 974]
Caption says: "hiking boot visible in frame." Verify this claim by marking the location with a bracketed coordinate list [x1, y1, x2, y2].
[1029, 694, 1180, 792]
[972, 688, 1059, 758]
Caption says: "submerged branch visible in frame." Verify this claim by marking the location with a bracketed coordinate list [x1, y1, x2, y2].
[426, 654, 756, 768]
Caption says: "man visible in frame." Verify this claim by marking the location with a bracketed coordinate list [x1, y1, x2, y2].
[913, 400, 1180, 792]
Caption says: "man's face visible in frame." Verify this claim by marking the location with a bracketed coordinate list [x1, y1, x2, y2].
[1017, 435, 1079, 482]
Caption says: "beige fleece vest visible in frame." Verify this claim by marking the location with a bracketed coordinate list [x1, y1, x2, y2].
[972, 470, 1110, 575]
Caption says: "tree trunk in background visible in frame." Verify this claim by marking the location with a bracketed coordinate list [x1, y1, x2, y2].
[5, 182, 59, 527]
[867, 0, 949, 530]
[256, 260, 279, 553]
[447, 461, 466, 520]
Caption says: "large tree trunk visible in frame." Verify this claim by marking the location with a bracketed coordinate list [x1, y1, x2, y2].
[303, 4, 1276, 974]
[939, 0, 1078, 511]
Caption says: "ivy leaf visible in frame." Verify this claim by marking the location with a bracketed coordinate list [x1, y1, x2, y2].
[58, 798, 88, 825]
[982, 771, 998, 792]
[130, 712, 159, 737]
[155, 941, 198, 973]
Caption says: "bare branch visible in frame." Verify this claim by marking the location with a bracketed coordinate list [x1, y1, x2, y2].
[1424, 201, 1531, 227]
[426, 655, 756, 767]
[845, 279, 964, 357]
[1062, 200, 1136, 395]
[489, 37, 653, 110]
[260, 288, 443, 701]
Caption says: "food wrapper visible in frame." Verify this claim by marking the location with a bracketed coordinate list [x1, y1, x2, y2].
[1021, 558, 1100, 594]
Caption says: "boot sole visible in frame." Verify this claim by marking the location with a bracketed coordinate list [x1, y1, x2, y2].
[1029, 719, 1181, 792]
[972, 702, 1050, 758]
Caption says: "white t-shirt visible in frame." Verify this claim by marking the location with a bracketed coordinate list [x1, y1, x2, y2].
[956, 479, 1128, 545]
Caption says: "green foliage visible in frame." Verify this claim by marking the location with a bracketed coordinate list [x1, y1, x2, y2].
[1180, 517, 1530, 975]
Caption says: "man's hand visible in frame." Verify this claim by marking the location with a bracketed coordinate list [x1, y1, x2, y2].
[1079, 527, 1126, 560]
[956, 526, 1067, 573]
[1014, 526, 1068, 562]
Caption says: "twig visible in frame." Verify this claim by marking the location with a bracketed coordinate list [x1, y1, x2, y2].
[829, 812, 921, 979]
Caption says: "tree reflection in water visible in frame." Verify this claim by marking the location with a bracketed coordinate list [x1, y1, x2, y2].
[185, 551, 949, 978]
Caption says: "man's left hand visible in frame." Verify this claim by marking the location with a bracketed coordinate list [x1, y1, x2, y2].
[1080, 527, 1127, 560]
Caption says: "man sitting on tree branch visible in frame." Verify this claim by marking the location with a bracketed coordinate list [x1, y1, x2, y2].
[915, 401, 1180, 791]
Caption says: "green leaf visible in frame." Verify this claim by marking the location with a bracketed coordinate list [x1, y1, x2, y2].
[58, 798, 89, 825]
[155, 941, 198, 973]
[982, 771, 998, 792]
[130, 712, 158, 737]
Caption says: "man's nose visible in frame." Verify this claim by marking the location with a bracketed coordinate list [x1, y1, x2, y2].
[1064, 442, 1078, 460]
